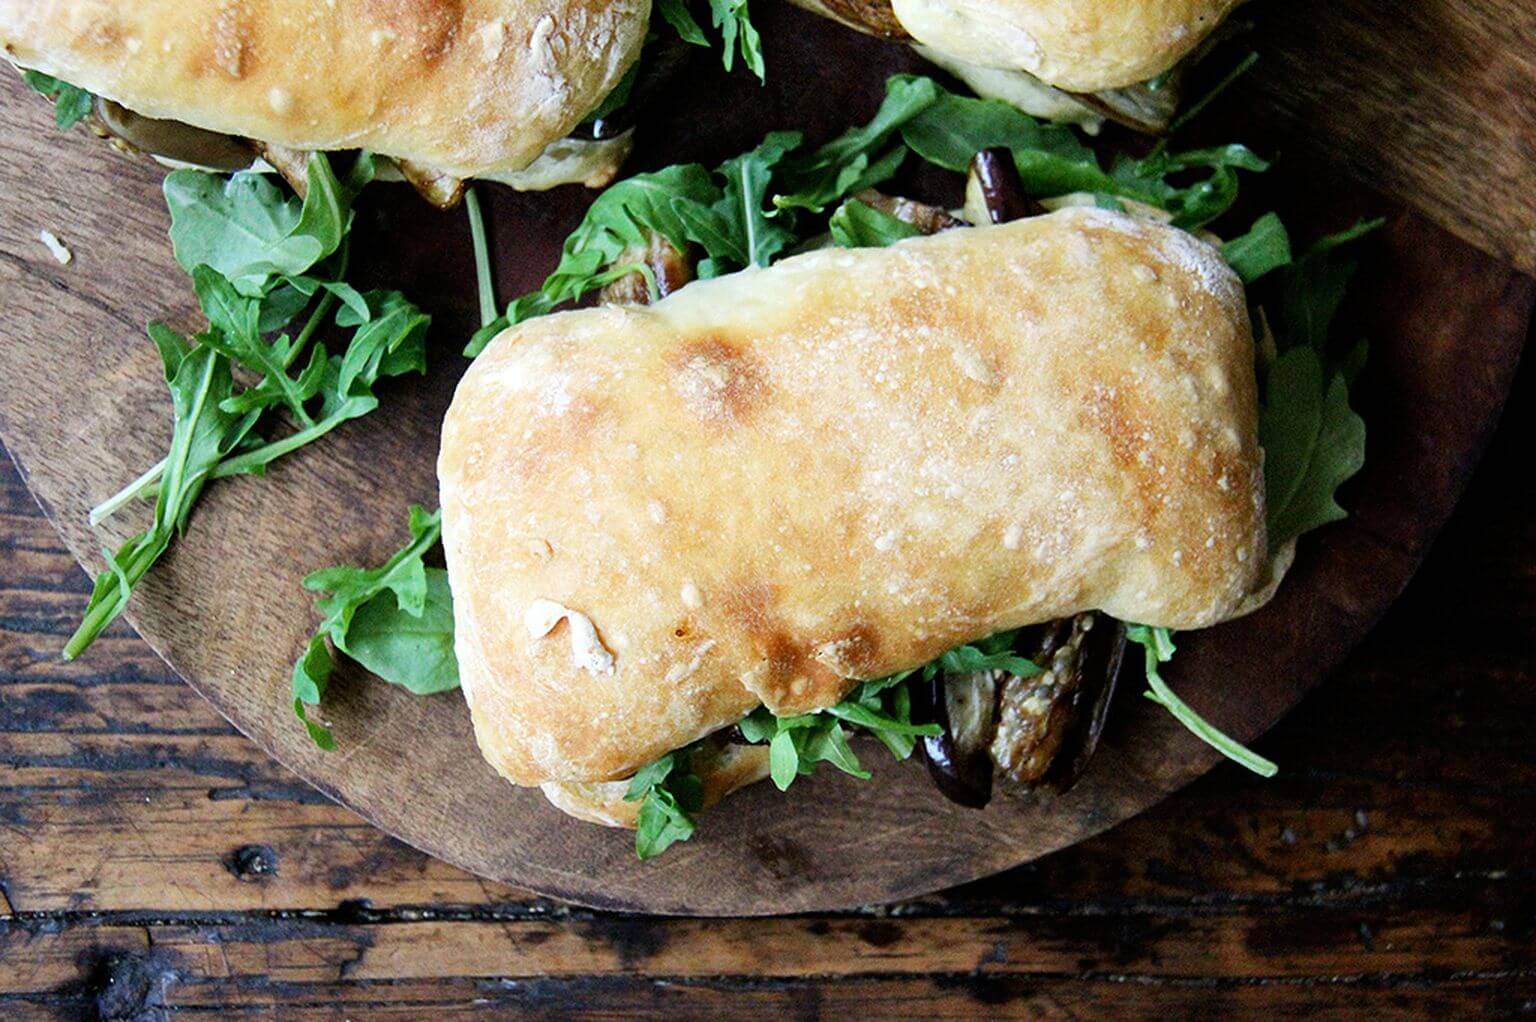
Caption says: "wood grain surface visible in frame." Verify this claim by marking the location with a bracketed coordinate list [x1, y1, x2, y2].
[1, 353, 1532, 1014]
[1244, 0, 1536, 274]
[0, 0, 1533, 917]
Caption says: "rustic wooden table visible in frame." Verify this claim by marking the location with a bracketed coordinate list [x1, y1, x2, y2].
[0, 320, 1531, 1017]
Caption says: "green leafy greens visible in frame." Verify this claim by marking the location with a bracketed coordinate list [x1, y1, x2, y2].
[625, 632, 1053, 856]
[467, 74, 1276, 353]
[465, 132, 803, 354]
[1222, 212, 1292, 284]
[655, 0, 765, 82]
[67, 154, 430, 659]
[738, 672, 943, 793]
[827, 200, 922, 248]
[292, 506, 457, 748]
[23, 71, 94, 129]
[1257, 219, 1381, 548]
[1127, 624, 1278, 777]
[625, 744, 707, 859]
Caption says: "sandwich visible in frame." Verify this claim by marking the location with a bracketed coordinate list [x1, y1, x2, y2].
[789, 0, 1245, 131]
[275, 75, 1363, 860]
[438, 193, 1270, 842]
[1, 0, 653, 206]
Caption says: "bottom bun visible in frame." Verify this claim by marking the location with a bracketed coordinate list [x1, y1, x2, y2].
[541, 741, 771, 828]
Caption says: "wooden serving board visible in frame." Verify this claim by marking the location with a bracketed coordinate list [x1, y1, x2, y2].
[0, 2, 1531, 915]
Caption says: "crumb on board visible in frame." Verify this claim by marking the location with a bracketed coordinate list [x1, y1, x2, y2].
[38, 228, 72, 265]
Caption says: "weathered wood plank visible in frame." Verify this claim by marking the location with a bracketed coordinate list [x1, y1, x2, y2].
[138, 904, 1528, 981]
[4, 969, 1533, 1020]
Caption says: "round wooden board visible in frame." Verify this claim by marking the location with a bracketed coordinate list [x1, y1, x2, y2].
[0, 4, 1531, 915]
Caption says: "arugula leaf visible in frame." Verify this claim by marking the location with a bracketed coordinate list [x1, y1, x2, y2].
[342, 568, 459, 695]
[213, 289, 430, 480]
[292, 635, 337, 749]
[934, 640, 1042, 679]
[463, 188, 499, 329]
[710, 0, 765, 81]
[469, 163, 717, 353]
[191, 265, 323, 422]
[1251, 220, 1377, 548]
[900, 91, 1092, 174]
[462, 186, 506, 352]
[654, 0, 709, 46]
[828, 199, 922, 248]
[626, 751, 682, 798]
[774, 75, 939, 212]
[624, 743, 705, 859]
[1126, 625, 1278, 776]
[653, 0, 765, 82]
[738, 664, 943, 794]
[476, 137, 800, 353]
[64, 338, 259, 658]
[1222, 212, 1292, 284]
[679, 131, 803, 270]
[1278, 218, 1385, 357]
[73, 154, 431, 663]
[1109, 144, 1270, 228]
[895, 81, 1267, 227]
[292, 506, 456, 743]
[23, 71, 94, 129]
[165, 153, 371, 294]
[1259, 346, 1366, 548]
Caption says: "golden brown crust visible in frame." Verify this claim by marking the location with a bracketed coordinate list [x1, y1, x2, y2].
[0, 0, 648, 177]
[438, 208, 1265, 787]
[886, 0, 1240, 90]
[540, 743, 771, 828]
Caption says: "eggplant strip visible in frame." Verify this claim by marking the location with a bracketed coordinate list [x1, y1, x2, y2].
[598, 232, 697, 306]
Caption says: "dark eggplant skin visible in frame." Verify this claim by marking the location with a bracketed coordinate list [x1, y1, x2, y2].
[916, 673, 995, 808]
[968, 148, 1046, 224]
[1038, 615, 1128, 793]
[990, 614, 1130, 796]
[1064, 86, 1178, 135]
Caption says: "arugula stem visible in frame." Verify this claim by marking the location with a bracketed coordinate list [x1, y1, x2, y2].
[211, 411, 353, 479]
[1139, 646, 1277, 777]
[286, 290, 336, 371]
[62, 538, 166, 659]
[91, 242, 352, 525]
[1165, 51, 1260, 137]
[285, 237, 349, 371]
[89, 459, 166, 525]
[464, 188, 498, 328]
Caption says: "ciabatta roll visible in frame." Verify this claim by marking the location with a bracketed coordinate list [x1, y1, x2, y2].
[438, 207, 1265, 805]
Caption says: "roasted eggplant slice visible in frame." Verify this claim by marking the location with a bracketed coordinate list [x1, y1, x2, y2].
[90, 98, 257, 171]
[598, 231, 697, 305]
[1066, 83, 1182, 135]
[918, 613, 1128, 808]
[964, 148, 1045, 225]
[853, 188, 964, 234]
[788, 0, 911, 39]
[919, 670, 997, 807]
[1045, 614, 1127, 792]
[991, 613, 1126, 794]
